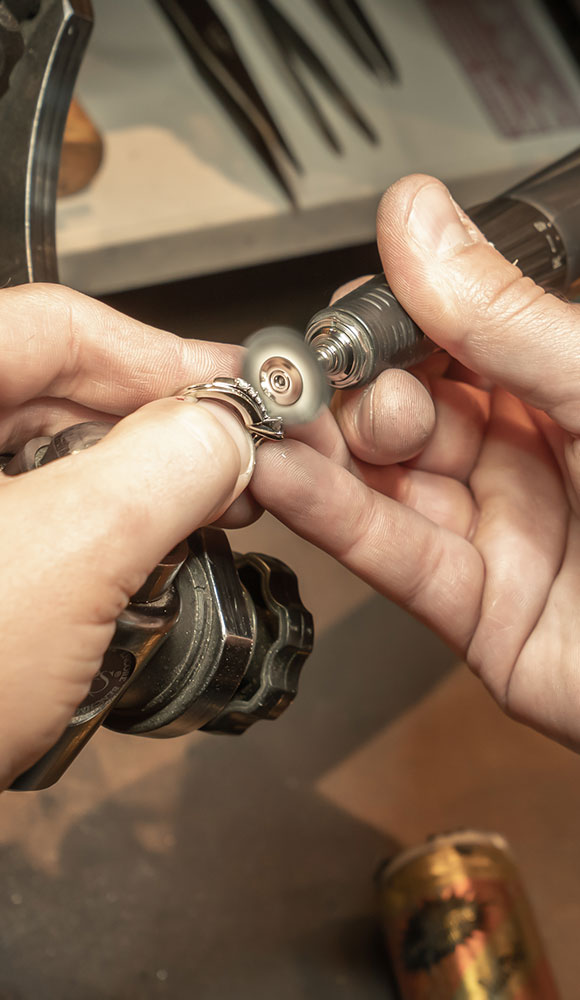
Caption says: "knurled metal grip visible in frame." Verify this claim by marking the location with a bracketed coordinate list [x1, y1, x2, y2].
[305, 196, 571, 389]
[306, 274, 435, 388]
[469, 197, 567, 289]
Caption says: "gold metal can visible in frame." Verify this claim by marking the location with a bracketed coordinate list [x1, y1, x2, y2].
[377, 830, 559, 999]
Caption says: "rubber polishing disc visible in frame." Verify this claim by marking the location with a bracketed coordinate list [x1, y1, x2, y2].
[243, 326, 329, 425]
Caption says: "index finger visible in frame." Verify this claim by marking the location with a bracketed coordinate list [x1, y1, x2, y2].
[252, 437, 483, 652]
[0, 284, 241, 412]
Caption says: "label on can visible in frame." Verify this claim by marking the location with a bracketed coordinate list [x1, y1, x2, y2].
[377, 831, 560, 998]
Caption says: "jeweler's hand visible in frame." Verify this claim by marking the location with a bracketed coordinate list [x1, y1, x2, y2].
[0, 284, 253, 789]
[252, 174, 580, 749]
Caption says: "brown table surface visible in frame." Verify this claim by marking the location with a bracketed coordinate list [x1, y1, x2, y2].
[1, 246, 579, 999]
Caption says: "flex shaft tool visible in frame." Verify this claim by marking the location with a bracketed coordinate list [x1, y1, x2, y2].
[243, 148, 580, 424]
[303, 147, 580, 390]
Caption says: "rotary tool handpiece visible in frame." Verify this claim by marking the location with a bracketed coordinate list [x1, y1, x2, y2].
[305, 146, 580, 389]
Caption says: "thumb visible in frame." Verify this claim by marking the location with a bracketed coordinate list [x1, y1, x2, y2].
[6, 395, 255, 615]
[378, 174, 580, 434]
[0, 396, 253, 778]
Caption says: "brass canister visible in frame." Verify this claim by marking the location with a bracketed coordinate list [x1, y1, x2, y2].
[377, 831, 559, 998]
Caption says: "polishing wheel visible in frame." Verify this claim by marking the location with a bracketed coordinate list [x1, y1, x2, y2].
[243, 327, 329, 426]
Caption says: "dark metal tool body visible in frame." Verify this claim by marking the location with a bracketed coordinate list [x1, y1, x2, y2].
[0, 0, 93, 287]
[305, 147, 580, 388]
[311, 0, 398, 81]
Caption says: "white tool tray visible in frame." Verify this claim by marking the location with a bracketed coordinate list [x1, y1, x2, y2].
[57, 0, 580, 294]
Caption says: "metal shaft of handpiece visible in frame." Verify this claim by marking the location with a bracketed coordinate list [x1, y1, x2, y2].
[307, 274, 434, 388]
[307, 146, 580, 389]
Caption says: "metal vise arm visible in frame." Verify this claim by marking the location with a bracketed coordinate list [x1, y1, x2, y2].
[0, 0, 93, 288]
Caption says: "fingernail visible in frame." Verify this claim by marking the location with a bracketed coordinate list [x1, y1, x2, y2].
[197, 401, 255, 481]
[408, 183, 475, 257]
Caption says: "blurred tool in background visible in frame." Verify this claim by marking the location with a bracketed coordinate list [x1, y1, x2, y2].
[156, 0, 300, 204]
[254, 0, 378, 152]
[0, 0, 93, 286]
[156, 0, 393, 203]
[311, 0, 398, 81]
[377, 831, 560, 998]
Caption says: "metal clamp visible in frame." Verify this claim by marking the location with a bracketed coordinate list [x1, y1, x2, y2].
[177, 376, 285, 444]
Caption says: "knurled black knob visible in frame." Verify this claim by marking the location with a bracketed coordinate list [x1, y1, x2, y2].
[202, 551, 314, 734]
[0, 4, 24, 99]
[471, 197, 568, 291]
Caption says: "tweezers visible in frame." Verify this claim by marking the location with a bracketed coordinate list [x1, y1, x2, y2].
[157, 0, 299, 203]
[311, 0, 398, 81]
[157, 0, 379, 205]
[254, 0, 378, 151]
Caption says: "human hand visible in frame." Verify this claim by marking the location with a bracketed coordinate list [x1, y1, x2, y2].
[251, 174, 580, 749]
[0, 284, 254, 789]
